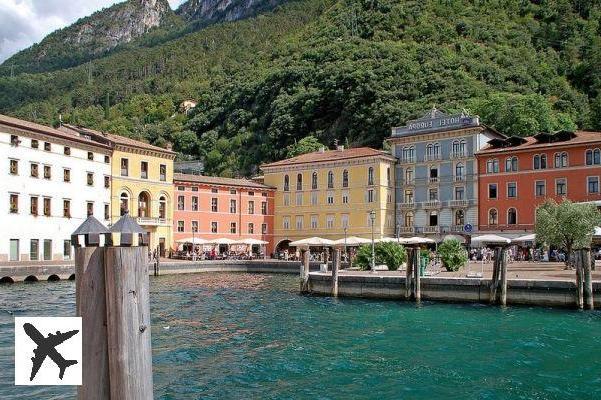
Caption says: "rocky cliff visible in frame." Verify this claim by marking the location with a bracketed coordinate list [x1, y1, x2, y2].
[176, 0, 288, 25]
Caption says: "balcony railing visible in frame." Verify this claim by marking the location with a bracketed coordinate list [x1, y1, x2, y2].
[423, 226, 440, 233]
[398, 226, 415, 234]
[423, 153, 442, 162]
[399, 156, 415, 164]
[454, 175, 465, 182]
[429, 177, 439, 184]
[450, 225, 465, 232]
[399, 202, 415, 209]
[448, 200, 469, 207]
[450, 151, 468, 160]
[137, 217, 169, 226]
[423, 200, 440, 208]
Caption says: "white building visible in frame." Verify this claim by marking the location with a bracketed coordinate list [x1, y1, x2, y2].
[0, 114, 112, 262]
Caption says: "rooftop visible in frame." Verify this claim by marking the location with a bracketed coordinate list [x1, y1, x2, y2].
[0, 114, 112, 150]
[174, 173, 275, 190]
[261, 147, 395, 168]
[476, 130, 601, 154]
[60, 124, 176, 155]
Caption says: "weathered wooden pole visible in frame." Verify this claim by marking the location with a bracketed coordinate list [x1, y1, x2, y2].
[575, 251, 584, 310]
[301, 247, 310, 293]
[405, 248, 414, 300]
[499, 247, 508, 307]
[489, 247, 501, 304]
[72, 216, 111, 400]
[413, 247, 421, 303]
[579, 249, 594, 310]
[332, 247, 340, 297]
[105, 213, 153, 400]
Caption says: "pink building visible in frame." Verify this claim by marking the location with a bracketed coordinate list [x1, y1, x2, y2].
[173, 174, 275, 255]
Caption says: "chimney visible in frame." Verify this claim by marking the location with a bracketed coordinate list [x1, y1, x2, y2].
[336, 145, 344, 151]
[165, 142, 173, 151]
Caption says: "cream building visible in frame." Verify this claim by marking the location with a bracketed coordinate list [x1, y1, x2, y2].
[261, 146, 397, 251]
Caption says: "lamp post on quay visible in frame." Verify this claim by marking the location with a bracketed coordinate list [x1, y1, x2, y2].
[343, 226, 348, 264]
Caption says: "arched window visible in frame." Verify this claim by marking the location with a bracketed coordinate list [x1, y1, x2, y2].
[511, 157, 518, 171]
[507, 208, 517, 225]
[327, 171, 334, 188]
[454, 210, 465, 226]
[540, 154, 547, 169]
[283, 175, 289, 191]
[386, 167, 391, 186]
[455, 162, 464, 179]
[120, 192, 129, 216]
[159, 196, 166, 219]
[452, 140, 460, 154]
[296, 173, 303, 191]
[429, 210, 438, 226]
[459, 140, 466, 154]
[487, 159, 499, 173]
[312, 172, 318, 189]
[368, 167, 374, 185]
[404, 212, 414, 227]
[554, 152, 568, 168]
[561, 152, 568, 167]
[342, 170, 349, 188]
[433, 142, 440, 157]
[138, 192, 150, 218]
[488, 209, 498, 225]
[534, 155, 540, 170]
[595, 149, 601, 164]
[405, 168, 413, 183]
[408, 146, 415, 160]
[426, 143, 433, 156]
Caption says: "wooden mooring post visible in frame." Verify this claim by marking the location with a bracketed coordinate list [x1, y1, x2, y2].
[332, 248, 340, 297]
[405, 248, 414, 300]
[300, 247, 310, 293]
[413, 248, 421, 303]
[489, 246, 508, 306]
[72, 216, 111, 400]
[575, 249, 593, 310]
[72, 212, 153, 400]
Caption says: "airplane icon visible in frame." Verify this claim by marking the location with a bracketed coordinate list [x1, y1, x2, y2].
[23, 323, 79, 381]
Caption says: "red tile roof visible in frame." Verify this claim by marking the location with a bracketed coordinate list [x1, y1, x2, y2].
[0, 114, 111, 150]
[60, 124, 176, 155]
[261, 147, 395, 168]
[477, 131, 601, 154]
[174, 173, 275, 190]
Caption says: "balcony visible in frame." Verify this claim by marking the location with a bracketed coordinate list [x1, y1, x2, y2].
[403, 179, 415, 186]
[423, 226, 440, 234]
[399, 156, 415, 164]
[449, 200, 469, 207]
[450, 151, 468, 160]
[450, 225, 465, 232]
[454, 175, 465, 182]
[399, 202, 415, 209]
[423, 153, 442, 162]
[398, 226, 415, 234]
[429, 177, 439, 184]
[423, 200, 441, 208]
[136, 217, 170, 226]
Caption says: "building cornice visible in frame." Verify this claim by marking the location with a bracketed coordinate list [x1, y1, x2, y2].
[387, 127, 485, 144]
[262, 155, 396, 174]
[114, 144, 176, 160]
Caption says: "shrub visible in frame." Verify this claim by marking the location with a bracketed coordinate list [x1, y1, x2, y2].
[438, 239, 468, 272]
[354, 242, 407, 271]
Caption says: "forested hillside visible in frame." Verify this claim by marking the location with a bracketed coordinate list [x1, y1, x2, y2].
[1, 0, 600, 177]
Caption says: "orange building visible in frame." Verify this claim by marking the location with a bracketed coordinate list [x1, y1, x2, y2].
[172, 174, 275, 254]
[476, 131, 601, 238]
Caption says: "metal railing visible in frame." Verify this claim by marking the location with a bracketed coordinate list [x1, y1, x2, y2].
[423, 200, 440, 208]
[448, 200, 469, 207]
[423, 226, 440, 233]
[136, 217, 169, 226]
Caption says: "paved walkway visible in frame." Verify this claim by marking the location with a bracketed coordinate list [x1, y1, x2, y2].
[338, 261, 601, 281]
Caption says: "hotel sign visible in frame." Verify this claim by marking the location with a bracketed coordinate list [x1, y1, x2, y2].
[392, 110, 480, 137]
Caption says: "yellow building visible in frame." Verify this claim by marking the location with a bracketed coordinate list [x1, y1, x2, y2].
[261, 146, 397, 251]
[63, 125, 176, 255]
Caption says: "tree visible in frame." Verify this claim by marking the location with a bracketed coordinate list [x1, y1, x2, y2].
[285, 135, 325, 158]
[354, 242, 407, 271]
[437, 239, 468, 272]
[535, 199, 601, 267]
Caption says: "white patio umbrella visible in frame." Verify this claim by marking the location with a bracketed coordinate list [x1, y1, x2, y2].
[443, 234, 465, 243]
[211, 238, 238, 245]
[513, 233, 536, 242]
[470, 234, 511, 245]
[594, 227, 601, 237]
[332, 236, 371, 245]
[175, 237, 209, 245]
[289, 237, 335, 247]
[234, 238, 269, 245]
[375, 237, 399, 243]
[405, 236, 436, 245]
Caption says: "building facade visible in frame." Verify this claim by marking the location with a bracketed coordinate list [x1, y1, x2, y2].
[62, 125, 176, 256]
[388, 108, 505, 239]
[173, 174, 276, 254]
[261, 146, 397, 251]
[476, 130, 601, 237]
[0, 115, 112, 262]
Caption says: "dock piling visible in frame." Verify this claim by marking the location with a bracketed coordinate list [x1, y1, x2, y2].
[332, 248, 340, 297]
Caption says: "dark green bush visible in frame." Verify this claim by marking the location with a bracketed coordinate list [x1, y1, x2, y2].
[438, 239, 468, 272]
[354, 242, 407, 271]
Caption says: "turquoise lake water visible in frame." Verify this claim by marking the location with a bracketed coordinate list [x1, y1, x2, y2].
[1, 273, 600, 399]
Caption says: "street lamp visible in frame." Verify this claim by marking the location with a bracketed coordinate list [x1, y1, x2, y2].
[369, 210, 376, 273]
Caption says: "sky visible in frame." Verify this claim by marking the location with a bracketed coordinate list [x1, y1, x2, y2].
[0, 0, 186, 63]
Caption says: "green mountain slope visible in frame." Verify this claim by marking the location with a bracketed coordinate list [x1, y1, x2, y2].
[1, 0, 600, 177]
